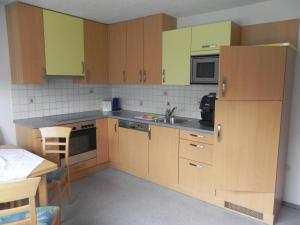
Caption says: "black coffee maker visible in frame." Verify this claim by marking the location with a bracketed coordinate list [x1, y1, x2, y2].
[199, 92, 217, 127]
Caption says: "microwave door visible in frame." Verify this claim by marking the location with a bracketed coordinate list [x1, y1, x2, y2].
[192, 57, 219, 84]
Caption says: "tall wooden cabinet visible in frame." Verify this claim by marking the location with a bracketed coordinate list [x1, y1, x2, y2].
[6, 3, 46, 84]
[214, 46, 295, 224]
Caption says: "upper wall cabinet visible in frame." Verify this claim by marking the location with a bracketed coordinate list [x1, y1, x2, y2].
[162, 27, 191, 85]
[108, 22, 127, 84]
[78, 20, 108, 83]
[6, 3, 46, 84]
[218, 46, 286, 100]
[191, 21, 241, 55]
[109, 14, 176, 85]
[43, 10, 85, 76]
[143, 14, 177, 84]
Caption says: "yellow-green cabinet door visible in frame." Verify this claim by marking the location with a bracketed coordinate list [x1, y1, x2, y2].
[191, 21, 232, 55]
[162, 27, 191, 85]
[43, 10, 84, 76]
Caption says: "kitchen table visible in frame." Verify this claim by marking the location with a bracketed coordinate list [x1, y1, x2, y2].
[0, 145, 58, 206]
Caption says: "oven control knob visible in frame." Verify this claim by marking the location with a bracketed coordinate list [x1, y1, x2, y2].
[72, 127, 77, 131]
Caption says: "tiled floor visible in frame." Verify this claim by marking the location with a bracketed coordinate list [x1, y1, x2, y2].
[61, 168, 300, 225]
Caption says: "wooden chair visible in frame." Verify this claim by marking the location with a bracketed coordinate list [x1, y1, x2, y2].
[39, 127, 72, 206]
[0, 177, 60, 225]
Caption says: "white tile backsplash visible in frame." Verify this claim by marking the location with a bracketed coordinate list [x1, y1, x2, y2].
[111, 84, 218, 119]
[11, 79, 111, 119]
[11, 79, 217, 120]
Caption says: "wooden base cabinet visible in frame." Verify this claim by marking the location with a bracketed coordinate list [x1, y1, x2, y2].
[107, 119, 119, 166]
[118, 127, 149, 178]
[148, 125, 179, 188]
[179, 158, 214, 196]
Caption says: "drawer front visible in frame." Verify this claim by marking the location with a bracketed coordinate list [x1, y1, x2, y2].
[180, 130, 214, 144]
[179, 139, 213, 165]
[179, 158, 214, 195]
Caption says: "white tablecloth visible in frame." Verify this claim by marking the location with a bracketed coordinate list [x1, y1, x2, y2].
[0, 149, 44, 182]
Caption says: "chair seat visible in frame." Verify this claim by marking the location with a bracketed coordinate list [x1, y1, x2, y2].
[47, 166, 65, 183]
[0, 206, 59, 225]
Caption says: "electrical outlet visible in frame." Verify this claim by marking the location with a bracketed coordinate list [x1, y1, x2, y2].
[163, 90, 168, 96]
[139, 100, 143, 106]
[89, 88, 94, 94]
[28, 97, 35, 104]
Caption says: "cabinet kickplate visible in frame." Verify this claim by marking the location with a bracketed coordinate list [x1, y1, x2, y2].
[224, 201, 264, 220]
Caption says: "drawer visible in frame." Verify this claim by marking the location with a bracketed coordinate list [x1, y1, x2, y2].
[180, 130, 214, 144]
[179, 139, 213, 165]
[179, 158, 214, 196]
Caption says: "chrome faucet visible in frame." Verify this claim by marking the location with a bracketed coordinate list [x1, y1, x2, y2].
[165, 106, 177, 122]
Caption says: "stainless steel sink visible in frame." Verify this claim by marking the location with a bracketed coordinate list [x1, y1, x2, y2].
[157, 117, 188, 125]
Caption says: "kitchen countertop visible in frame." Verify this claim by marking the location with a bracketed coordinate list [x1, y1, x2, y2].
[14, 110, 214, 134]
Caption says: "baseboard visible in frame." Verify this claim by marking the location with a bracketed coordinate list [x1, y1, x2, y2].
[283, 201, 300, 210]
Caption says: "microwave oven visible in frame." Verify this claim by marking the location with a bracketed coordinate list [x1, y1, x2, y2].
[191, 55, 219, 84]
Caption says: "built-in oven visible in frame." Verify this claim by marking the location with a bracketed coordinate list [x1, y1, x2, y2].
[191, 55, 219, 84]
[61, 120, 97, 165]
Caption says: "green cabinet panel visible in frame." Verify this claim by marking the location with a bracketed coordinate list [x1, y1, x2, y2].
[43, 10, 84, 76]
[162, 27, 191, 85]
[191, 21, 232, 54]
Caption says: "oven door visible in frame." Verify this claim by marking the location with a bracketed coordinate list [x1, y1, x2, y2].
[191, 56, 219, 84]
[67, 127, 97, 165]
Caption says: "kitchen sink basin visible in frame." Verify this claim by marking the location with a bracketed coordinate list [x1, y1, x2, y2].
[157, 117, 188, 125]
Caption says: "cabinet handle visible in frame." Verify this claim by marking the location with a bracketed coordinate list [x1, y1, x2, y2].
[190, 143, 204, 149]
[217, 124, 222, 142]
[114, 123, 117, 132]
[162, 69, 166, 83]
[143, 70, 146, 82]
[202, 44, 217, 49]
[189, 162, 204, 168]
[81, 62, 85, 74]
[42, 67, 47, 80]
[122, 70, 126, 82]
[148, 127, 151, 140]
[139, 70, 143, 83]
[221, 78, 227, 97]
[190, 134, 204, 138]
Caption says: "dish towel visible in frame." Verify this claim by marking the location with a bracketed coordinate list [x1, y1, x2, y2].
[0, 149, 44, 182]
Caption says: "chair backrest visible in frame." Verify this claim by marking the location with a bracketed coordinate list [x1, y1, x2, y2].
[0, 177, 41, 225]
[39, 127, 72, 167]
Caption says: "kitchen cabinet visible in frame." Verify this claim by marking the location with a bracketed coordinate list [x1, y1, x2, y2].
[78, 20, 108, 83]
[108, 22, 127, 83]
[214, 101, 281, 193]
[218, 46, 286, 100]
[124, 14, 176, 84]
[191, 21, 240, 55]
[179, 158, 214, 196]
[148, 125, 179, 188]
[143, 14, 177, 84]
[6, 3, 46, 84]
[107, 119, 119, 166]
[96, 119, 109, 164]
[118, 127, 149, 178]
[162, 27, 191, 85]
[126, 18, 144, 84]
[43, 10, 85, 76]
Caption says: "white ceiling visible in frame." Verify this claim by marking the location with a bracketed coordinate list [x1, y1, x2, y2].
[2, 0, 271, 24]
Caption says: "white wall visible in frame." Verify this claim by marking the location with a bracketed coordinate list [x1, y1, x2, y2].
[0, 3, 16, 145]
[178, 0, 300, 205]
